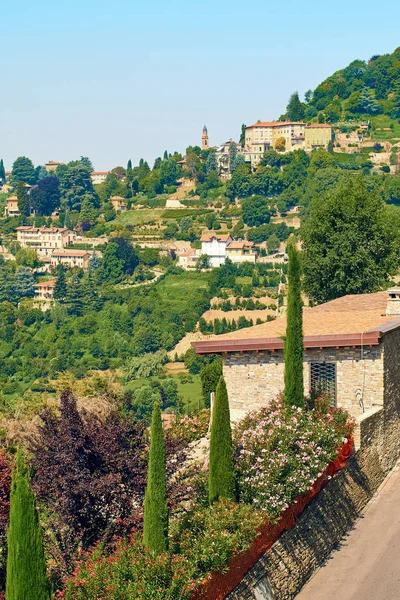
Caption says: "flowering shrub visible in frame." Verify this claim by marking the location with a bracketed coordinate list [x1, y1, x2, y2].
[56, 501, 263, 600]
[234, 396, 354, 518]
[167, 409, 210, 444]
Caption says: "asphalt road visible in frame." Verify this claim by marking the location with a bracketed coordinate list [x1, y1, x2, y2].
[296, 462, 400, 600]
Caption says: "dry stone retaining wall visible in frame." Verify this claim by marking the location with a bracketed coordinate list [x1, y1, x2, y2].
[228, 397, 400, 599]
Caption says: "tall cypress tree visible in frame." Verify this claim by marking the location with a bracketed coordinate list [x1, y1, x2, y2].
[53, 264, 67, 301]
[143, 402, 168, 555]
[0, 159, 6, 182]
[6, 449, 51, 600]
[209, 376, 236, 504]
[284, 238, 304, 408]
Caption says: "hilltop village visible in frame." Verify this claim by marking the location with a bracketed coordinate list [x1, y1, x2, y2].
[2, 47, 400, 600]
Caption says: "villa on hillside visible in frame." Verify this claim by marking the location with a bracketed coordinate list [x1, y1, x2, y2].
[193, 289, 400, 421]
[110, 196, 127, 212]
[225, 240, 256, 263]
[16, 226, 76, 257]
[50, 249, 90, 271]
[200, 232, 257, 267]
[91, 171, 109, 185]
[245, 120, 333, 167]
[200, 232, 233, 267]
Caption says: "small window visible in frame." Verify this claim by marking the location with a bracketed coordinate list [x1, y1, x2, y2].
[310, 361, 336, 405]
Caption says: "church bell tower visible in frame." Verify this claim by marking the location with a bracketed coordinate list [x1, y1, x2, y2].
[202, 125, 209, 150]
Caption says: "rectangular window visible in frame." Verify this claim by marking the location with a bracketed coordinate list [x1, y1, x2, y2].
[310, 361, 337, 405]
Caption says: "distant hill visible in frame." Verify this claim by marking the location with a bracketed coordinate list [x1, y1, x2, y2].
[283, 47, 400, 125]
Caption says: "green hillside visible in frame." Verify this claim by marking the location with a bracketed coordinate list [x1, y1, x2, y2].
[283, 47, 400, 128]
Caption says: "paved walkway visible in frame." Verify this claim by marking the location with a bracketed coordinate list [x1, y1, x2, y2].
[296, 462, 400, 600]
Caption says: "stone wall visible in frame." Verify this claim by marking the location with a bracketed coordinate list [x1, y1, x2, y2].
[226, 330, 400, 599]
[224, 345, 383, 421]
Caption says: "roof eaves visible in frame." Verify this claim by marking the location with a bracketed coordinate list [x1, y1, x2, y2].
[192, 331, 382, 355]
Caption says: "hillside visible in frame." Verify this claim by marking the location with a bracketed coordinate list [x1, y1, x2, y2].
[283, 47, 400, 134]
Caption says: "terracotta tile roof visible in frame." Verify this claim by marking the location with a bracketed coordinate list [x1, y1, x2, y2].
[51, 250, 89, 257]
[247, 121, 305, 129]
[227, 241, 254, 250]
[178, 248, 196, 257]
[35, 280, 56, 287]
[193, 292, 400, 354]
[201, 232, 232, 242]
[305, 124, 332, 128]
[91, 171, 109, 175]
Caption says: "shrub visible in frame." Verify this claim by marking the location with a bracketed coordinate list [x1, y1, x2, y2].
[234, 397, 354, 519]
[57, 501, 263, 600]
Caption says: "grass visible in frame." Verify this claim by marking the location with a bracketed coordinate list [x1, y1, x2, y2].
[114, 209, 165, 226]
[154, 271, 209, 312]
[124, 374, 203, 414]
[369, 115, 400, 142]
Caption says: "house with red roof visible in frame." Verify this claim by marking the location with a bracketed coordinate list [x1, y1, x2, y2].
[193, 289, 400, 423]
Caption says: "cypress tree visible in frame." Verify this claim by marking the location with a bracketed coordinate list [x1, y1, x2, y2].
[53, 264, 67, 301]
[143, 401, 168, 555]
[127, 159, 132, 171]
[0, 159, 6, 182]
[284, 238, 304, 408]
[6, 449, 51, 600]
[209, 376, 236, 504]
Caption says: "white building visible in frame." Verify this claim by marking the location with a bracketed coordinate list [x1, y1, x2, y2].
[91, 171, 109, 185]
[200, 232, 233, 267]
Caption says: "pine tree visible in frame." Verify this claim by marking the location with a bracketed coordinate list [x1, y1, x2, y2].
[284, 238, 304, 408]
[209, 376, 236, 504]
[143, 402, 168, 555]
[65, 277, 84, 316]
[14, 267, 35, 300]
[6, 449, 51, 600]
[286, 91, 305, 121]
[206, 151, 218, 173]
[53, 265, 67, 301]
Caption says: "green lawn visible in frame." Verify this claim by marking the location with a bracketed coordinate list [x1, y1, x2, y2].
[369, 115, 400, 142]
[114, 209, 165, 226]
[124, 374, 204, 414]
[154, 271, 209, 312]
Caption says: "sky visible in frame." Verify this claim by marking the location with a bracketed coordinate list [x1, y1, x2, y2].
[2, 0, 400, 171]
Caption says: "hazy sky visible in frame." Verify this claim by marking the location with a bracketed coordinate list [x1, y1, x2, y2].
[2, 0, 400, 171]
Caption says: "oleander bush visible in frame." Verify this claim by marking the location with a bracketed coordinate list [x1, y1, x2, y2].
[234, 395, 354, 518]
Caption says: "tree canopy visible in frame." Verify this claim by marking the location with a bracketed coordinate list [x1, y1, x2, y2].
[302, 177, 400, 304]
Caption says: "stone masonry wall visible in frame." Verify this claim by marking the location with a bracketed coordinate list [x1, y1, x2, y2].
[224, 345, 383, 421]
[227, 328, 400, 600]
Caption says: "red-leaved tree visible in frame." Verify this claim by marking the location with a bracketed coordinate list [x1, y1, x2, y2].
[30, 390, 186, 580]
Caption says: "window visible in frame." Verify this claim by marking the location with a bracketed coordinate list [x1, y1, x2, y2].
[310, 361, 337, 405]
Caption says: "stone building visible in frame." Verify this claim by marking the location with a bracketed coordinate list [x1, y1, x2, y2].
[193, 290, 400, 421]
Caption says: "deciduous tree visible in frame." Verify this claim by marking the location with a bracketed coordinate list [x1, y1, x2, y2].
[302, 177, 399, 303]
